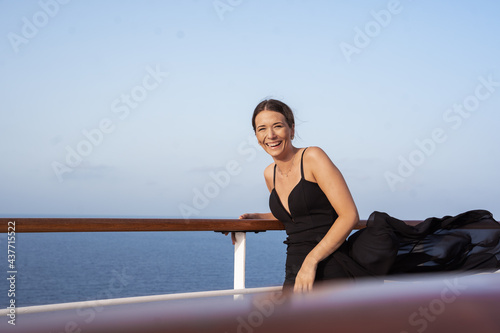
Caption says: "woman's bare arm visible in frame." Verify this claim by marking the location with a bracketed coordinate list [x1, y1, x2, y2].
[293, 146, 359, 292]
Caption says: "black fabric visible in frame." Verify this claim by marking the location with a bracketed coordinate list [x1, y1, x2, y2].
[269, 148, 338, 248]
[269, 148, 343, 287]
[349, 210, 500, 275]
[269, 148, 500, 289]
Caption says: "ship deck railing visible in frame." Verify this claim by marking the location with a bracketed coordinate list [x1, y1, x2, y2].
[1, 217, 500, 332]
[0, 217, 497, 316]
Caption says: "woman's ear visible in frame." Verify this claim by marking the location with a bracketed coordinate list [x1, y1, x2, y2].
[291, 125, 295, 140]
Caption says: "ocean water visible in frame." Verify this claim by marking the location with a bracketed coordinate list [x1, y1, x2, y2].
[0, 230, 287, 308]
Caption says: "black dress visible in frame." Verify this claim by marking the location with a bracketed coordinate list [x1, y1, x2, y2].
[269, 148, 500, 290]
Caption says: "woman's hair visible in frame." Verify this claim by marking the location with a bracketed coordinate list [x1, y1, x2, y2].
[252, 99, 295, 132]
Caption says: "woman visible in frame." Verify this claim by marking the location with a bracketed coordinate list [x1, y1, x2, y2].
[238, 99, 500, 293]
[239, 99, 360, 293]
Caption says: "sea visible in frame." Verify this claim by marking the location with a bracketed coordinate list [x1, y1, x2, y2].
[0, 229, 287, 308]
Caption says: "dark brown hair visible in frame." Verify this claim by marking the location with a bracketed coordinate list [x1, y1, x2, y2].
[252, 99, 295, 132]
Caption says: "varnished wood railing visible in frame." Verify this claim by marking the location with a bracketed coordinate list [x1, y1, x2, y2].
[0, 218, 284, 233]
[0, 217, 424, 233]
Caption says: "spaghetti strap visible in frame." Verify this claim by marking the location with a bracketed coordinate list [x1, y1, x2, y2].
[273, 164, 277, 187]
[300, 147, 308, 179]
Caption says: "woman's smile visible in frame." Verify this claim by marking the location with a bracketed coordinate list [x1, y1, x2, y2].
[266, 141, 283, 149]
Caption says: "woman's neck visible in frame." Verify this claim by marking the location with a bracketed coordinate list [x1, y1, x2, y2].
[273, 146, 300, 177]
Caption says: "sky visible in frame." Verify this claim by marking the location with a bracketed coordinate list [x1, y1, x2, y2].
[1, 0, 499, 220]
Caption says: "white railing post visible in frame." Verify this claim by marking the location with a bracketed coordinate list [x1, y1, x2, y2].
[233, 232, 246, 300]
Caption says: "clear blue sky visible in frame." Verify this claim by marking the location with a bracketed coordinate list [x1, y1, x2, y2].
[1, 0, 499, 220]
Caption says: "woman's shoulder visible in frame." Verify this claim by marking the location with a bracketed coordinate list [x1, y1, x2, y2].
[303, 146, 336, 181]
[263, 162, 275, 178]
[303, 146, 329, 161]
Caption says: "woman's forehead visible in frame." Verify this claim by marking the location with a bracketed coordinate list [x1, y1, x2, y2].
[255, 110, 286, 125]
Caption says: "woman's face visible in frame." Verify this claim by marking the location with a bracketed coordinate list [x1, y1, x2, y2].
[254, 110, 294, 157]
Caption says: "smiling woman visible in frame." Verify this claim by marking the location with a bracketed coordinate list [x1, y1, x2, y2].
[239, 98, 500, 294]
[243, 99, 360, 293]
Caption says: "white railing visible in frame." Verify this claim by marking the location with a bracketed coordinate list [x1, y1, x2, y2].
[0, 286, 283, 316]
[233, 232, 247, 299]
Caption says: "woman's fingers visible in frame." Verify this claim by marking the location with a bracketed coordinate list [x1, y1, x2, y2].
[225, 215, 245, 245]
[293, 264, 316, 293]
[223, 231, 237, 245]
[293, 281, 313, 293]
[239, 213, 260, 219]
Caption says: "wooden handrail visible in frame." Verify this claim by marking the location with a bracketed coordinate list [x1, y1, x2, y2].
[0, 218, 282, 233]
[0, 217, 423, 233]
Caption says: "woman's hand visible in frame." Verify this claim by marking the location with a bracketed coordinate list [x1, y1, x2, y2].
[224, 213, 265, 245]
[223, 230, 238, 245]
[293, 258, 318, 293]
[239, 213, 263, 219]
